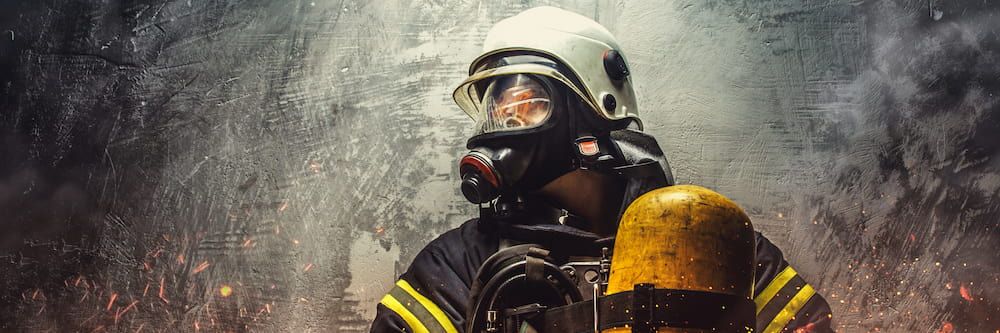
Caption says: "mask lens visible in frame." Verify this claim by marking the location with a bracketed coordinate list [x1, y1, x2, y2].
[477, 74, 552, 134]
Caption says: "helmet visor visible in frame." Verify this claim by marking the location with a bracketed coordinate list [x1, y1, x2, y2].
[475, 74, 552, 134]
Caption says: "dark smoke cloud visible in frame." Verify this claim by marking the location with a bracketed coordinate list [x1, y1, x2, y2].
[804, 1, 999, 331]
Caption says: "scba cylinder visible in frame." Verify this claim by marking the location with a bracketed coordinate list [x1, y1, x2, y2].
[605, 185, 756, 332]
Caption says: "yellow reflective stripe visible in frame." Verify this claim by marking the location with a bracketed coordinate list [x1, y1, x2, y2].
[396, 280, 459, 333]
[762, 284, 816, 333]
[754, 266, 798, 314]
[380, 293, 430, 333]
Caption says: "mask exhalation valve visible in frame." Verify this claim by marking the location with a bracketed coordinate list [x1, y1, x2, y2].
[460, 152, 501, 204]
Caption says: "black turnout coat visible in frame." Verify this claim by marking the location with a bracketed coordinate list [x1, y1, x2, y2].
[371, 131, 833, 333]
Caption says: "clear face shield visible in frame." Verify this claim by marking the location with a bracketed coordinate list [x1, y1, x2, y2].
[454, 55, 605, 139]
[476, 74, 553, 135]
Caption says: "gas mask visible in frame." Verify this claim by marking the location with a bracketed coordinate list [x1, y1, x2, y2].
[459, 73, 576, 204]
[455, 52, 651, 205]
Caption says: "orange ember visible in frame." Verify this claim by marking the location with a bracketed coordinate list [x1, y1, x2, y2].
[935, 321, 954, 333]
[106, 292, 118, 311]
[794, 322, 817, 333]
[959, 284, 974, 301]
[193, 261, 210, 275]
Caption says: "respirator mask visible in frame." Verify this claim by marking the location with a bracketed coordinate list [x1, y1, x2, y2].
[453, 53, 647, 205]
[459, 73, 575, 203]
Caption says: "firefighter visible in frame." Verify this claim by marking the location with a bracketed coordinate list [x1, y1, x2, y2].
[371, 6, 833, 333]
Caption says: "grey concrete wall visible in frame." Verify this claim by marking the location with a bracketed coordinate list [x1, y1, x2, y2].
[0, 0, 996, 331]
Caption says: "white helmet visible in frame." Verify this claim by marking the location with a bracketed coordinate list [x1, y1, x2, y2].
[453, 6, 641, 131]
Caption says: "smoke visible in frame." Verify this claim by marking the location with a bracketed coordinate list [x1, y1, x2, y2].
[802, 1, 1000, 331]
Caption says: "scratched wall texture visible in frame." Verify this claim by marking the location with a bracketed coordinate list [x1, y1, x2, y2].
[0, 0, 996, 332]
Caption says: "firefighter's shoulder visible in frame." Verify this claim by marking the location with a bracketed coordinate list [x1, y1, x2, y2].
[753, 232, 835, 333]
[372, 219, 496, 333]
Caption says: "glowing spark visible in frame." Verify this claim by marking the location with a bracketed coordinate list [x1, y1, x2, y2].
[959, 284, 974, 301]
[192, 261, 210, 275]
[255, 307, 266, 320]
[81, 313, 99, 325]
[793, 322, 817, 333]
[219, 285, 233, 297]
[107, 293, 118, 311]
[303, 263, 314, 272]
[935, 321, 954, 333]
[118, 300, 138, 322]
[242, 238, 253, 248]
[158, 276, 169, 304]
